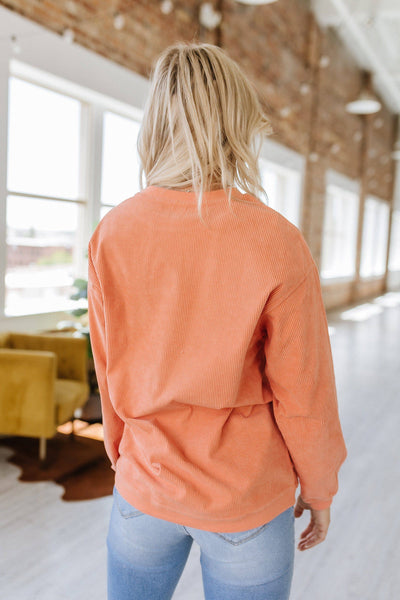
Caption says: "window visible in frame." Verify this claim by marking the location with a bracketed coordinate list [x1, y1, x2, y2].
[6, 196, 82, 316]
[5, 73, 142, 316]
[100, 111, 141, 219]
[360, 196, 390, 278]
[5, 77, 84, 316]
[388, 210, 400, 272]
[320, 184, 359, 280]
[7, 77, 81, 200]
[258, 158, 302, 227]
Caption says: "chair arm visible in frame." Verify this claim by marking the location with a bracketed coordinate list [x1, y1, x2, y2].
[0, 332, 10, 348]
[8, 333, 88, 383]
[0, 349, 57, 438]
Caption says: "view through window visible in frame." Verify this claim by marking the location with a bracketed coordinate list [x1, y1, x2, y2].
[5, 76, 142, 316]
[258, 158, 302, 227]
[100, 111, 141, 219]
[388, 210, 400, 272]
[5, 74, 396, 317]
[6, 76, 82, 316]
[360, 196, 390, 278]
[320, 184, 359, 280]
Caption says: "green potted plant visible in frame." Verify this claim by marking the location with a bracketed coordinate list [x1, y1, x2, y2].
[67, 276, 99, 395]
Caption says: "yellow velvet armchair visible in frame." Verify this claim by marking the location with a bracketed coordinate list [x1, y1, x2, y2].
[0, 331, 90, 461]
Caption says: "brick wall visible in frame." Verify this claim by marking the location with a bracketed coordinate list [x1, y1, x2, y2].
[1, 0, 398, 309]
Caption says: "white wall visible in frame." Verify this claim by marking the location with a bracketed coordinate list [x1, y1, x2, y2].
[0, 5, 150, 332]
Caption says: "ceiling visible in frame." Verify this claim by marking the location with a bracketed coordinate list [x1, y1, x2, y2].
[1, 0, 399, 116]
[311, 0, 400, 115]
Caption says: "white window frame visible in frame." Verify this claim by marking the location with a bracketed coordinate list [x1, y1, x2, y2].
[388, 162, 400, 273]
[0, 4, 149, 325]
[258, 137, 305, 229]
[5, 65, 143, 317]
[6, 74, 89, 294]
[320, 170, 360, 283]
[388, 209, 400, 272]
[360, 195, 391, 279]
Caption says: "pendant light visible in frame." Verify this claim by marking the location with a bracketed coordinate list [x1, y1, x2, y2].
[346, 70, 382, 115]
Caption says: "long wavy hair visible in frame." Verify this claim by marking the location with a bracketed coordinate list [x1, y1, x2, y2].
[137, 41, 274, 220]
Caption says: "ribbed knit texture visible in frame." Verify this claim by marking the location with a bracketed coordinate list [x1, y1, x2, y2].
[87, 185, 347, 533]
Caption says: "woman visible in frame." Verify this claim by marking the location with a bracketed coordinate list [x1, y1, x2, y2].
[88, 42, 347, 600]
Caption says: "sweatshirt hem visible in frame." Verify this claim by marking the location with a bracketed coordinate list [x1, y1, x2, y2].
[114, 473, 297, 533]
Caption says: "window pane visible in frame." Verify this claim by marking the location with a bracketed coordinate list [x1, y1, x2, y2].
[259, 159, 302, 226]
[360, 197, 390, 278]
[260, 166, 279, 207]
[7, 77, 81, 199]
[375, 203, 390, 274]
[360, 199, 375, 277]
[389, 211, 400, 271]
[320, 185, 359, 279]
[100, 205, 113, 220]
[5, 196, 83, 316]
[101, 111, 141, 206]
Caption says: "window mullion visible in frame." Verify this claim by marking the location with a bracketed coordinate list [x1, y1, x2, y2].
[77, 101, 90, 280]
[0, 54, 10, 318]
[85, 103, 104, 259]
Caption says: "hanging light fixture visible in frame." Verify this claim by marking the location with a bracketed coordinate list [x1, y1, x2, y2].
[199, 3, 222, 29]
[11, 35, 21, 54]
[346, 70, 381, 115]
[62, 27, 75, 43]
[113, 13, 126, 30]
[160, 0, 174, 15]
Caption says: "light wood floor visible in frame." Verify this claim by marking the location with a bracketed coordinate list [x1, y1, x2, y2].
[1, 292, 400, 600]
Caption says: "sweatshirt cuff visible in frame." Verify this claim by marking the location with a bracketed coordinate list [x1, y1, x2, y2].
[303, 498, 333, 510]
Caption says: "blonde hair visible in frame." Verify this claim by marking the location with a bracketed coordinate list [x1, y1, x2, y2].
[137, 41, 274, 220]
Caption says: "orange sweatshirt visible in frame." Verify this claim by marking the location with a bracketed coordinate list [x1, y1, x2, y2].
[87, 185, 347, 533]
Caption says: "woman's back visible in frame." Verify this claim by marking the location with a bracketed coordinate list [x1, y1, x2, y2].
[88, 41, 347, 600]
[88, 183, 346, 532]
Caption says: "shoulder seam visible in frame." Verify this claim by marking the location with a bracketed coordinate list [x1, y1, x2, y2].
[263, 264, 316, 315]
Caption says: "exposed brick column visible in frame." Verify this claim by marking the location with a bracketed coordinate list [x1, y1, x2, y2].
[351, 111, 370, 303]
[383, 115, 399, 292]
[299, 11, 324, 267]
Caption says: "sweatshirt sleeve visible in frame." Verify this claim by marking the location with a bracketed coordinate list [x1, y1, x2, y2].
[87, 243, 124, 471]
[262, 262, 348, 510]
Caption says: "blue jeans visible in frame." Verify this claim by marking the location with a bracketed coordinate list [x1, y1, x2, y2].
[107, 485, 295, 600]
